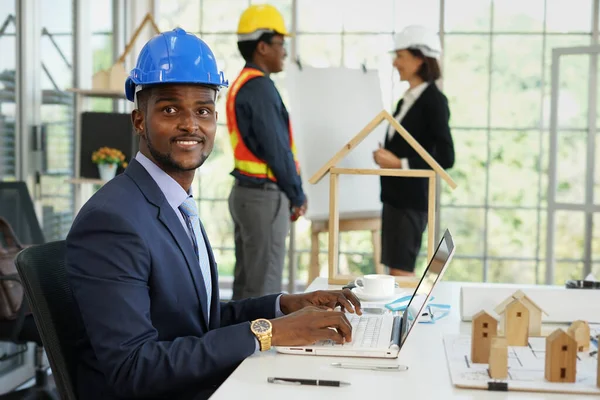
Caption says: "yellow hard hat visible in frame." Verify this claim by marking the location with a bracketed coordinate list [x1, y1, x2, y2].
[237, 4, 291, 40]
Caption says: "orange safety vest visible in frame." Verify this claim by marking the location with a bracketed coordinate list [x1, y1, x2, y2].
[226, 67, 300, 182]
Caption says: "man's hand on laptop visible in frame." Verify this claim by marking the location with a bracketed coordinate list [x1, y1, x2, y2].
[279, 289, 362, 315]
[270, 307, 352, 346]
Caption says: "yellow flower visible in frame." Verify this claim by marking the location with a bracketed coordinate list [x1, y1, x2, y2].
[92, 146, 127, 167]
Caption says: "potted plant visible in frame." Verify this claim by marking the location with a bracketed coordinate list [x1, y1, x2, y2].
[91, 147, 128, 181]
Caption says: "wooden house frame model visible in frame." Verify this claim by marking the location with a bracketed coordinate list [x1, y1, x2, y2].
[92, 13, 160, 92]
[308, 110, 457, 285]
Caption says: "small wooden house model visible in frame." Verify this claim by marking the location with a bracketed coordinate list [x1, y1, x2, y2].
[545, 328, 577, 383]
[494, 289, 547, 337]
[471, 310, 498, 363]
[488, 337, 508, 379]
[497, 299, 529, 346]
[308, 110, 457, 284]
[567, 320, 590, 352]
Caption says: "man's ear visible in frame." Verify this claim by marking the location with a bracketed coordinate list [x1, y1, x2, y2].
[131, 109, 145, 137]
[255, 40, 269, 57]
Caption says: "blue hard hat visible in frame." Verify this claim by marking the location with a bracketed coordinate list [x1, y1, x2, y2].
[125, 27, 228, 102]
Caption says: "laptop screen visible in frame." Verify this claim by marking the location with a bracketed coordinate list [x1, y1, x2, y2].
[399, 229, 455, 347]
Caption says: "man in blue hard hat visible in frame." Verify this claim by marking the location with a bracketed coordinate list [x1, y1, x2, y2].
[65, 28, 361, 400]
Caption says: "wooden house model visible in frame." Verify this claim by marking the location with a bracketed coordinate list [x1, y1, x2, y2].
[308, 110, 457, 284]
[488, 337, 508, 379]
[545, 328, 577, 383]
[497, 299, 529, 346]
[471, 310, 498, 363]
[494, 289, 547, 337]
[567, 320, 590, 352]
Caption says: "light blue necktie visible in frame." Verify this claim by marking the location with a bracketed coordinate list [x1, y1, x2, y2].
[179, 197, 212, 318]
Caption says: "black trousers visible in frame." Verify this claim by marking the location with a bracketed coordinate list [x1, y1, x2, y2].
[380, 203, 427, 272]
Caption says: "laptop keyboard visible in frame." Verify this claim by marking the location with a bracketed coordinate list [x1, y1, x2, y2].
[320, 315, 383, 348]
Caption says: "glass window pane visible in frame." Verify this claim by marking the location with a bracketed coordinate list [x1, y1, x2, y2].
[341, 0, 394, 32]
[488, 209, 539, 259]
[296, 34, 342, 67]
[444, 0, 491, 32]
[555, 131, 587, 204]
[214, 249, 236, 278]
[197, 124, 234, 200]
[199, 199, 233, 245]
[41, 0, 74, 241]
[297, 0, 344, 33]
[442, 130, 487, 206]
[201, 0, 251, 33]
[92, 34, 113, 73]
[490, 36, 543, 128]
[441, 258, 483, 282]
[593, 214, 600, 264]
[90, 0, 113, 33]
[393, 0, 439, 32]
[342, 34, 394, 106]
[0, 2, 16, 181]
[553, 211, 585, 262]
[41, 36, 73, 90]
[40, 0, 72, 33]
[489, 261, 536, 284]
[543, 35, 592, 129]
[546, 0, 593, 33]
[493, 0, 544, 32]
[158, 0, 200, 32]
[596, 130, 600, 204]
[444, 35, 490, 127]
[555, 262, 584, 284]
[439, 207, 485, 256]
[342, 34, 394, 68]
[489, 130, 541, 207]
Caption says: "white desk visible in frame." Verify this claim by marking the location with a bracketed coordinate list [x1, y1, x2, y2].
[210, 278, 591, 399]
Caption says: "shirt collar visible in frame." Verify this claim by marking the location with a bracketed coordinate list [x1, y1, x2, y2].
[404, 81, 429, 102]
[245, 62, 269, 77]
[135, 152, 192, 209]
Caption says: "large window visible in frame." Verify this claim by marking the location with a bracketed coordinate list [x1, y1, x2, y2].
[0, 2, 17, 181]
[155, 0, 600, 286]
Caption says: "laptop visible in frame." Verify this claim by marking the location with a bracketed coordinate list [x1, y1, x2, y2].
[275, 229, 455, 359]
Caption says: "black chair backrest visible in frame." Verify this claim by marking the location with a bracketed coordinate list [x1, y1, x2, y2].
[15, 240, 78, 400]
[0, 181, 45, 245]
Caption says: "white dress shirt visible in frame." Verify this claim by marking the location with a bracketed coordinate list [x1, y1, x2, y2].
[387, 82, 430, 169]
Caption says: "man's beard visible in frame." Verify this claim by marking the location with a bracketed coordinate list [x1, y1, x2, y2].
[145, 124, 210, 172]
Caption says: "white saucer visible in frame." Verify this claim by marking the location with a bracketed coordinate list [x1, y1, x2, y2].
[351, 287, 398, 302]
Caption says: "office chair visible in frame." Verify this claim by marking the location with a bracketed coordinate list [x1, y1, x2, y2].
[0, 181, 57, 399]
[15, 241, 77, 400]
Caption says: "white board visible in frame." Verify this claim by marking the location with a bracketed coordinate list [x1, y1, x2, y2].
[443, 334, 600, 395]
[285, 65, 387, 222]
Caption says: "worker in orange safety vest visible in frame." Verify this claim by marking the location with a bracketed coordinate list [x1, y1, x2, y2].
[227, 4, 307, 300]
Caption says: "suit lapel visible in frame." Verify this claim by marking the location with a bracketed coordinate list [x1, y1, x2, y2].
[157, 205, 210, 330]
[125, 160, 210, 331]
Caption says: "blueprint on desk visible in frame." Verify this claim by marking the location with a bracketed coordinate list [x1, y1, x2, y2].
[443, 334, 600, 395]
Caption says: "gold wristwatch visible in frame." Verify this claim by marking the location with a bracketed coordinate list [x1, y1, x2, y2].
[250, 318, 272, 351]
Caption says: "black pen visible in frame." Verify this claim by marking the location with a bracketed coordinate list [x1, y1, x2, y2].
[267, 377, 350, 387]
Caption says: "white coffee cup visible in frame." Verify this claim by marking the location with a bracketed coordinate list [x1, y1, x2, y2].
[354, 274, 395, 296]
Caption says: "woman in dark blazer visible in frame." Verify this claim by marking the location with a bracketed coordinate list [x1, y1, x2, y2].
[373, 25, 455, 276]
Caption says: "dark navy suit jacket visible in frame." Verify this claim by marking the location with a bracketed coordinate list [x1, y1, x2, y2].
[66, 159, 279, 399]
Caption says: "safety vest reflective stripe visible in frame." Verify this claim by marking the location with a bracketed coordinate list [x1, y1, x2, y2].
[226, 67, 300, 182]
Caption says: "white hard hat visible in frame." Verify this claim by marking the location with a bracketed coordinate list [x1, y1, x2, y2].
[392, 25, 442, 59]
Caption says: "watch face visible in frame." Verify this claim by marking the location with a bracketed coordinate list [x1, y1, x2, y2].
[253, 319, 271, 333]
